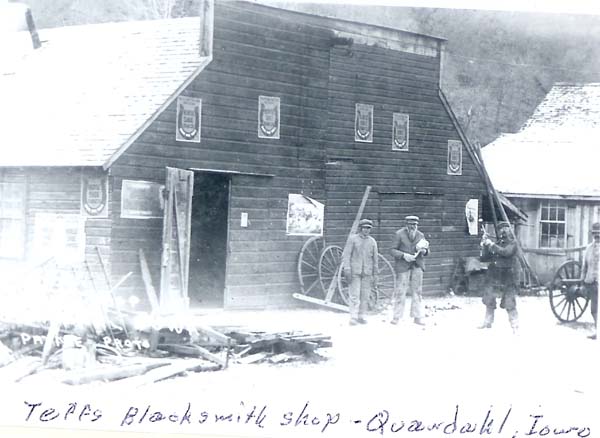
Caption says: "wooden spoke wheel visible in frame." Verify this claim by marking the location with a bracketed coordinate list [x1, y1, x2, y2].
[337, 253, 397, 311]
[318, 245, 345, 304]
[297, 236, 325, 297]
[549, 260, 589, 323]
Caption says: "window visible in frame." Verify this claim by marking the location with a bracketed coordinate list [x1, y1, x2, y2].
[0, 173, 27, 258]
[539, 201, 566, 248]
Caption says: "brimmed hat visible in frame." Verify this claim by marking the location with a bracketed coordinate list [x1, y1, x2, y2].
[592, 222, 600, 234]
[405, 215, 419, 224]
[359, 218, 373, 229]
[497, 221, 511, 229]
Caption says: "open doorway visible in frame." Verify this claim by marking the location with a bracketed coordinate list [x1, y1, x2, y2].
[188, 172, 230, 307]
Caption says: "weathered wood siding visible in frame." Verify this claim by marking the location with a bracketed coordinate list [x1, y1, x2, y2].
[109, 2, 332, 308]
[0, 167, 111, 291]
[512, 197, 600, 285]
[323, 42, 485, 294]
[109, 1, 486, 307]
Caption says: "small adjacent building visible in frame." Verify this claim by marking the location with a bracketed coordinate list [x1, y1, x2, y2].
[483, 83, 600, 284]
[0, 0, 489, 311]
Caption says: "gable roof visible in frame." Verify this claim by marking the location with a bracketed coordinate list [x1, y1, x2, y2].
[0, 17, 209, 168]
[482, 83, 600, 198]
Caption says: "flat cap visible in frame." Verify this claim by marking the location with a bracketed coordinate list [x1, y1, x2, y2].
[359, 218, 373, 228]
[592, 222, 600, 234]
[405, 215, 419, 224]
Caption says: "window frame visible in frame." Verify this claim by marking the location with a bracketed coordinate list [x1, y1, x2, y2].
[538, 200, 567, 249]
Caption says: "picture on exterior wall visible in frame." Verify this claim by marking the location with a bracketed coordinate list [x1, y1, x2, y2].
[392, 112, 409, 151]
[121, 180, 165, 219]
[81, 174, 109, 218]
[286, 194, 324, 236]
[355, 103, 373, 142]
[447, 140, 463, 175]
[258, 95, 280, 139]
[175, 96, 201, 143]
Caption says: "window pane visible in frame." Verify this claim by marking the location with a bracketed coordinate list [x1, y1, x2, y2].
[557, 208, 565, 222]
[541, 206, 549, 220]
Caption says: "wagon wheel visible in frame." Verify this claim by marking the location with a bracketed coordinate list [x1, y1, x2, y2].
[318, 245, 346, 304]
[337, 253, 397, 311]
[297, 236, 325, 297]
[549, 260, 589, 323]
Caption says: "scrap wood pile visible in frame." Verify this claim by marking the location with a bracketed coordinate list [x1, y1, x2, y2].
[225, 330, 333, 364]
[0, 320, 333, 386]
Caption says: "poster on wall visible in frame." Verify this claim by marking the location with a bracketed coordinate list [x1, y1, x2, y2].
[81, 174, 109, 218]
[120, 180, 165, 219]
[465, 198, 479, 235]
[32, 212, 85, 264]
[286, 194, 324, 237]
[447, 139, 463, 175]
[355, 103, 373, 142]
[258, 95, 280, 139]
[392, 112, 409, 151]
[176, 96, 201, 143]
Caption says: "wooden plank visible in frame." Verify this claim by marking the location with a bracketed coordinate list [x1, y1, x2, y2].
[292, 293, 349, 312]
[139, 248, 160, 314]
[236, 352, 269, 364]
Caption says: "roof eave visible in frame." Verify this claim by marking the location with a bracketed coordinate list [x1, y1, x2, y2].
[102, 55, 213, 170]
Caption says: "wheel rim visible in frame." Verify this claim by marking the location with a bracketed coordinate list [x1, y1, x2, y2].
[549, 260, 589, 323]
[297, 236, 324, 297]
[318, 245, 345, 304]
[336, 253, 397, 310]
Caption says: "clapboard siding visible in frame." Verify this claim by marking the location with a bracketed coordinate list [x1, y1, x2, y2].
[324, 39, 484, 295]
[109, 1, 331, 308]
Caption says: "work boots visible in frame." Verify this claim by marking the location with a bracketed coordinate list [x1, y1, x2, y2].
[478, 308, 494, 329]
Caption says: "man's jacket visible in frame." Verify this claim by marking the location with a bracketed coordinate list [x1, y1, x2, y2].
[342, 233, 379, 277]
[390, 227, 428, 273]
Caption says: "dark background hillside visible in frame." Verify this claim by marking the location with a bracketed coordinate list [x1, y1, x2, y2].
[20, 0, 600, 146]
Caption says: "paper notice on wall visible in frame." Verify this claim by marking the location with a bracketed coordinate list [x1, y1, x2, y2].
[286, 194, 324, 236]
[32, 212, 86, 264]
[465, 198, 479, 235]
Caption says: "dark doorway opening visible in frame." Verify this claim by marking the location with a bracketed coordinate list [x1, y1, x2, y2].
[189, 172, 229, 307]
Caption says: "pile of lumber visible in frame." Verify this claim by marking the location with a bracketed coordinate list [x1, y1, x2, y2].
[226, 330, 332, 365]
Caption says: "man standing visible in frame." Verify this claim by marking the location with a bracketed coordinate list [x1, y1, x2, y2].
[479, 221, 519, 333]
[390, 215, 429, 325]
[342, 218, 379, 326]
[581, 222, 600, 340]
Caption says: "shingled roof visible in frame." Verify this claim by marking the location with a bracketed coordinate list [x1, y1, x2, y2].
[0, 17, 209, 167]
[482, 83, 600, 198]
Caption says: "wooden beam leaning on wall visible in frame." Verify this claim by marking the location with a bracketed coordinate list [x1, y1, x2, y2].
[438, 88, 540, 287]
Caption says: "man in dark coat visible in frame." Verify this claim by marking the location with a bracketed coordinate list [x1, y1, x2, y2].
[390, 215, 429, 325]
[479, 221, 519, 332]
[342, 218, 379, 326]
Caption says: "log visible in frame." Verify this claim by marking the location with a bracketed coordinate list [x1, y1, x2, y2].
[236, 352, 269, 364]
[160, 344, 227, 368]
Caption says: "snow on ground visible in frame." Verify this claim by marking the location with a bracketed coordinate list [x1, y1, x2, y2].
[5, 295, 600, 437]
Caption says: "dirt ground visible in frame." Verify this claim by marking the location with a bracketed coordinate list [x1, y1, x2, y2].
[6, 295, 599, 438]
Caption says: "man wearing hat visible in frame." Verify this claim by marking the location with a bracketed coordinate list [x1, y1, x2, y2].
[342, 218, 379, 325]
[581, 222, 600, 339]
[479, 221, 519, 332]
[390, 215, 429, 325]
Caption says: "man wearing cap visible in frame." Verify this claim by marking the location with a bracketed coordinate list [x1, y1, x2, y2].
[390, 215, 429, 325]
[581, 222, 600, 339]
[479, 221, 519, 332]
[342, 218, 379, 325]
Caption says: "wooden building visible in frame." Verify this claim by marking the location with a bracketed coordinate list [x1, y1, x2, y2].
[0, 0, 488, 311]
[483, 83, 600, 284]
